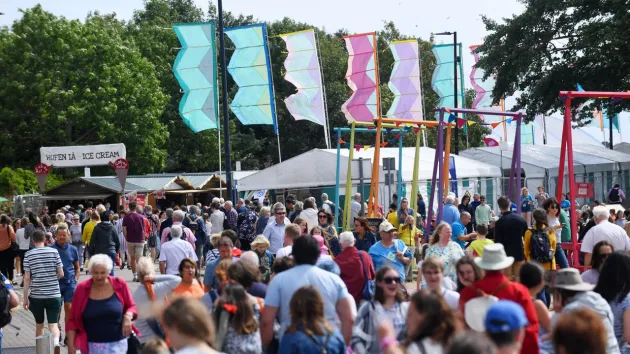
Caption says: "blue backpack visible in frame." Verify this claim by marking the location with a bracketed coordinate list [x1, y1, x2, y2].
[530, 228, 554, 265]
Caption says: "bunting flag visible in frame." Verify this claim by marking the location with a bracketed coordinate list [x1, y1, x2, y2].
[225, 24, 278, 131]
[388, 139, 396, 145]
[431, 43, 465, 120]
[469, 45, 498, 121]
[506, 117, 513, 124]
[491, 122, 501, 129]
[467, 120, 476, 126]
[280, 29, 326, 125]
[337, 138, 346, 144]
[395, 122, 402, 127]
[367, 126, 376, 130]
[363, 145, 371, 151]
[173, 23, 219, 132]
[381, 141, 389, 147]
[355, 144, 362, 152]
[457, 118, 467, 129]
[341, 32, 379, 122]
[576, 83, 585, 92]
[484, 137, 499, 147]
[413, 127, 420, 134]
[395, 133, 402, 139]
[385, 128, 393, 133]
[386, 40, 422, 120]
[448, 113, 457, 123]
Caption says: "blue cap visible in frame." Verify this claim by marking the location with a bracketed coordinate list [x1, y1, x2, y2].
[484, 300, 529, 333]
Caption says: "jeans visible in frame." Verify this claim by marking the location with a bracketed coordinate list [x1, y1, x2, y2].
[195, 244, 204, 270]
[555, 246, 569, 269]
[107, 251, 116, 276]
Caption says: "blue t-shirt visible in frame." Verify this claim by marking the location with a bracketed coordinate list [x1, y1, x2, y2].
[510, 202, 518, 213]
[279, 328, 346, 354]
[442, 204, 460, 226]
[203, 256, 239, 289]
[520, 195, 534, 211]
[265, 264, 349, 340]
[451, 221, 467, 249]
[50, 242, 79, 284]
[609, 293, 630, 350]
[368, 239, 413, 282]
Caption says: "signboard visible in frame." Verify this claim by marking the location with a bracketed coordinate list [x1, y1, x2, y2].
[576, 183, 594, 198]
[109, 158, 129, 192]
[154, 189, 165, 200]
[253, 190, 267, 204]
[40, 144, 126, 167]
[34, 163, 52, 192]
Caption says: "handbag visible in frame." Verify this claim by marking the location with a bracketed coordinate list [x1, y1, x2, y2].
[127, 331, 142, 354]
[358, 251, 375, 301]
[6, 226, 18, 252]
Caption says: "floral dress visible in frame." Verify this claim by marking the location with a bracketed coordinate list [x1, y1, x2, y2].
[221, 301, 263, 354]
[424, 241, 464, 283]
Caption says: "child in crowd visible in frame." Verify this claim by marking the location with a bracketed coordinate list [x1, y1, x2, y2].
[469, 224, 493, 257]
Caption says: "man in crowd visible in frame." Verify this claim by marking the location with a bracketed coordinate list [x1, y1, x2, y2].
[475, 195, 493, 227]
[452, 211, 477, 249]
[161, 210, 196, 246]
[236, 198, 248, 214]
[351, 193, 362, 223]
[203, 236, 238, 291]
[183, 205, 207, 269]
[159, 208, 174, 236]
[224, 201, 238, 231]
[237, 203, 258, 251]
[368, 221, 413, 282]
[261, 235, 355, 347]
[239, 251, 268, 298]
[335, 231, 375, 305]
[263, 203, 290, 255]
[122, 201, 146, 282]
[159, 225, 197, 275]
[581, 205, 630, 269]
[275, 223, 301, 258]
[442, 194, 461, 226]
[143, 205, 161, 263]
[23, 230, 64, 352]
[607, 183, 625, 204]
[485, 300, 529, 354]
[50, 224, 80, 345]
[494, 196, 527, 281]
[459, 244, 538, 354]
[210, 201, 225, 235]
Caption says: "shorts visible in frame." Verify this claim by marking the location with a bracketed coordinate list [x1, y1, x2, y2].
[148, 235, 158, 248]
[59, 282, 77, 303]
[127, 242, 145, 257]
[29, 296, 62, 324]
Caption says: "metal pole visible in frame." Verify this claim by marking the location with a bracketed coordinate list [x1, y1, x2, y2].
[359, 157, 365, 216]
[610, 110, 614, 149]
[218, 0, 232, 199]
[334, 130, 341, 231]
[453, 31, 459, 155]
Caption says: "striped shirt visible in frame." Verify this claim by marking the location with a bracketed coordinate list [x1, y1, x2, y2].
[24, 247, 62, 299]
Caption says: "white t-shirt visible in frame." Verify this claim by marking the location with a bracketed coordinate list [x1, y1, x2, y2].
[407, 338, 445, 354]
[159, 238, 198, 275]
[440, 287, 460, 310]
[581, 221, 630, 254]
[16, 228, 29, 250]
[276, 245, 292, 258]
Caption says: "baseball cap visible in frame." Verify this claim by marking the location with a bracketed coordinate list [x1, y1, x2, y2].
[484, 300, 529, 333]
[378, 220, 396, 232]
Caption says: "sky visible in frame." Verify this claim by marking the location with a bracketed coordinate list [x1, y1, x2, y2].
[0, 0, 526, 88]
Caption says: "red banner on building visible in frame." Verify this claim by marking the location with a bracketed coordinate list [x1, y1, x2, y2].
[576, 183, 594, 198]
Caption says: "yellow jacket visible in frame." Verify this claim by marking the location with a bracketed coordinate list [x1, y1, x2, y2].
[398, 224, 420, 247]
[82, 220, 98, 245]
[387, 211, 400, 229]
[524, 227, 556, 270]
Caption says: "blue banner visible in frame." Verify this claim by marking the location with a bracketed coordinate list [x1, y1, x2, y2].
[449, 156, 458, 196]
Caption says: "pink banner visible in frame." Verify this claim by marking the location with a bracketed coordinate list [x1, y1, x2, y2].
[341, 33, 378, 122]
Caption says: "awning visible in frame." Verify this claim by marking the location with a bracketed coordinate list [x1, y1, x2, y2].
[165, 189, 225, 194]
[39, 194, 113, 200]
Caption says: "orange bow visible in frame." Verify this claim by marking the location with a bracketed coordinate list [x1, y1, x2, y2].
[223, 304, 238, 314]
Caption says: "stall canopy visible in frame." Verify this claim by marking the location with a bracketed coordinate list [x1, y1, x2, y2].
[237, 148, 500, 191]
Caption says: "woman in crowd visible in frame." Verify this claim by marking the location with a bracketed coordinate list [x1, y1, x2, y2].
[89, 211, 120, 276]
[24, 212, 42, 248]
[227, 261, 266, 302]
[582, 241, 614, 285]
[66, 254, 137, 354]
[173, 258, 204, 299]
[455, 255, 483, 292]
[543, 197, 570, 269]
[457, 195, 474, 233]
[112, 213, 127, 270]
[616, 211, 627, 227]
[353, 217, 377, 252]
[520, 187, 535, 227]
[163, 297, 221, 354]
[69, 215, 85, 271]
[203, 213, 212, 236]
[205, 234, 222, 264]
[424, 222, 464, 284]
[421, 257, 459, 309]
[49, 212, 66, 238]
[12, 218, 22, 276]
[270, 256, 295, 282]
[0, 214, 16, 284]
[250, 235, 274, 283]
[399, 215, 422, 280]
[213, 282, 262, 353]
[524, 208, 556, 271]
[520, 262, 553, 353]
[289, 201, 303, 223]
[310, 226, 333, 256]
[132, 257, 181, 345]
[353, 266, 409, 353]
[535, 185, 550, 208]
[313, 234, 333, 263]
[398, 198, 415, 227]
[595, 251, 630, 353]
[335, 231, 374, 304]
[255, 207, 270, 235]
[15, 217, 29, 278]
[403, 290, 459, 353]
[279, 285, 346, 354]
[294, 216, 308, 235]
[317, 210, 341, 256]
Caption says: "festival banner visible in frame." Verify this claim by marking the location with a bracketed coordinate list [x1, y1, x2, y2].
[387, 40, 422, 120]
[576, 183, 594, 198]
[40, 144, 126, 167]
[34, 163, 52, 192]
[341, 32, 378, 122]
[109, 158, 129, 192]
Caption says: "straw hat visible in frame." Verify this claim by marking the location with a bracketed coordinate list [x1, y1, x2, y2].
[552, 268, 594, 292]
[474, 244, 514, 271]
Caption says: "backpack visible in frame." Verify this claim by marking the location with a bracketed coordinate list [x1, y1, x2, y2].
[0, 280, 12, 328]
[167, 226, 190, 241]
[186, 216, 200, 233]
[610, 188, 620, 202]
[238, 211, 257, 243]
[464, 281, 511, 332]
[529, 228, 554, 265]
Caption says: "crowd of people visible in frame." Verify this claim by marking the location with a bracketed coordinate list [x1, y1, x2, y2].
[0, 188, 630, 354]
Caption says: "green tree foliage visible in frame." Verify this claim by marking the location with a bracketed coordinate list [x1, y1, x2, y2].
[0, 6, 168, 174]
[0, 167, 64, 196]
[475, 0, 630, 122]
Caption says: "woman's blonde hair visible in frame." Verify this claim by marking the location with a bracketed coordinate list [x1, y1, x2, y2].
[421, 256, 445, 273]
[137, 257, 155, 282]
[163, 297, 216, 349]
[210, 233, 222, 247]
[402, 215, 415, 230]
[430, 222, 451, 245]
[293, 216, 308, 232]
[215, 259, 233, 285]
[287, 285, 333, 336]
[55, 213, 65, 224]
[250, 235, 270, 249]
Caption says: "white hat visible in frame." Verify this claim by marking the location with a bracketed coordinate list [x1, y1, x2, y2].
[552, 268, 594, 292]
[474, 244, 514, 271]
[378, 220, 396, 233]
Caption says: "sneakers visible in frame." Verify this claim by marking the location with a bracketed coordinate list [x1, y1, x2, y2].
[132, 276, 138, 282]
[54, 345, 60, 354]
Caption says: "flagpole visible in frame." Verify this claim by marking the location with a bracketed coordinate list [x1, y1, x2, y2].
[218, 0, 233, 198]
[315, 30, 332, 149]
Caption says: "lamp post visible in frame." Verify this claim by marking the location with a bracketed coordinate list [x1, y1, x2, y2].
[435, 31, 459, 154]
[217, 0, 233, 199]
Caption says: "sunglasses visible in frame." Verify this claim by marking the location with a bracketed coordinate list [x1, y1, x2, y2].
[318, 215, 327, 219]
[549, 205, 557, 209]
[275, 212, 286, 215]
[601, 253, 611, 259]
[383, 276, 402, 284]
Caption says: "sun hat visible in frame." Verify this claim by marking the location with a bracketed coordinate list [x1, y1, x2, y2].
[484, 300, 529, 333]
[551, 268, 594, 292]
[474, 244, 514, 271]
[313, 235, 328, 255]
[378, 220, 397, 233]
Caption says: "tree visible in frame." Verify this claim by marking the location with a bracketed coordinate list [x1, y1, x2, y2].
[0, 6, 168, 174]
[0, 167, 64, 196]
[475, 0, 630, 122]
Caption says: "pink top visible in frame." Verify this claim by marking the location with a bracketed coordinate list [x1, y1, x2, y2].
[160, 222, 196, 247]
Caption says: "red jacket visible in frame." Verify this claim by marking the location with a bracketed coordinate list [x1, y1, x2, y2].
[334, 246, 375, 304]
[66, 276, 138, 354]
[459, 271, 539, 354]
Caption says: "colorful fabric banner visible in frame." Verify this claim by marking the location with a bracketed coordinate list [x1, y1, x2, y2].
[387, 40, 422, 120]
[431, 43, 465, 120]
[469, 45, 498, 121]
[280, 29, 326, 125]
[484, 137, 499, 147]
[341, 32, 379, 122]
[173, 22, 218, 132]
[521, 122, 535, 145]
[225, 24, 277, 131]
